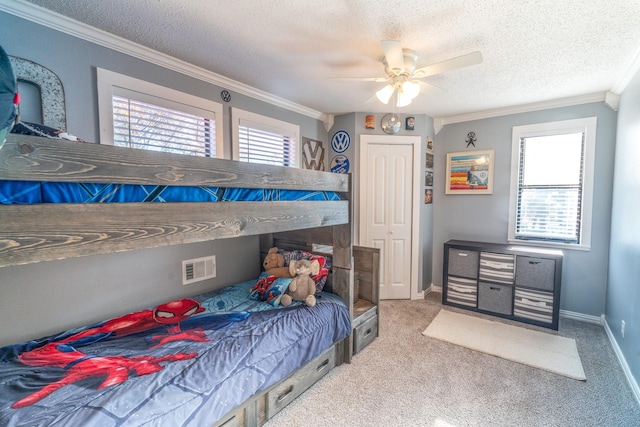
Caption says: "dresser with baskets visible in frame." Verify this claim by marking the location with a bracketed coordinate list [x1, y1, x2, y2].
[443, 240, 563, 330]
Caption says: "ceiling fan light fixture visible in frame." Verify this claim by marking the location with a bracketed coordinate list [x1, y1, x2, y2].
[396, 89, 413, 107]
[401, 80, 420, 99]
[376, 84, 395, 104]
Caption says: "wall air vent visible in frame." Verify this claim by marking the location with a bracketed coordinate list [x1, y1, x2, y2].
[182, 255, 216, 285]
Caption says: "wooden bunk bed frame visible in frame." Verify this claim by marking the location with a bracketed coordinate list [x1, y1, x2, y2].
[0, 133, 378, 426]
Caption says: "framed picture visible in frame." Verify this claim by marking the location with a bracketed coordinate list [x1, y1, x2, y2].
[425, 152, 434, 169]
[424, 189, 433, 204]
[425, 170, 433, 186]
[445, 149, 495, 195]
[426, 136, 434, 152]
[406, 117, 415, 130]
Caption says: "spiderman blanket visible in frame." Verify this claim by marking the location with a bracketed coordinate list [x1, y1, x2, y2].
[0, 280, 351, 426]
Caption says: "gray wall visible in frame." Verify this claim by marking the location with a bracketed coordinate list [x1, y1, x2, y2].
[329, 112, 435, 292]
[0, 12, 329, 345]
[0, 13, 328, 154]
[433, 102, 617, 316]
[607, 68, 640, 383]
[0, 238, 259, 346]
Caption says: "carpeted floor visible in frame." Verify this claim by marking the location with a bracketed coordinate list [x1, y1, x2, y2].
[266, 292, 640, 427]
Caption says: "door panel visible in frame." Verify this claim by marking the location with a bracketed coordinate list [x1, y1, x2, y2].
[364, 142, 413, 299]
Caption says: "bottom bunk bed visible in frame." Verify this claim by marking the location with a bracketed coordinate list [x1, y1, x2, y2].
[0, 277, 351, 426]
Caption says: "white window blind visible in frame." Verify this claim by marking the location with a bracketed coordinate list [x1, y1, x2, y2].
[96, 68, 223, 157]
[508, 117, 596, 250]
[515, 132, 584, 244]
[112, 95, 215, 157]
[232, 108, 299, 167]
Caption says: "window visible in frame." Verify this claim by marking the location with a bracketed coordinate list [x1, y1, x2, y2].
[97, 68, 223, 157]
[231, 107, 299, 167]
[508, 117, 597, 250]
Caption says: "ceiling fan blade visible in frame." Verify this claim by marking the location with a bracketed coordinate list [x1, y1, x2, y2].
[416, 80, 447, 96]
[364, 93, 381, 104]
[329, 76, 390, 82]
[380, 40, 404, 73]
[413, 51, 483, 78]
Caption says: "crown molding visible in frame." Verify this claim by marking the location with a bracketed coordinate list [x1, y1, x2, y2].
[611, 39, 640, 94]
[0, 0, 329, 123]
[433, 92, 607, 134]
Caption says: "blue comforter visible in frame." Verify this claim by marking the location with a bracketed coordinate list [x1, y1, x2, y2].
[0, 180, 342, 204]
[0, 281, 351, 426]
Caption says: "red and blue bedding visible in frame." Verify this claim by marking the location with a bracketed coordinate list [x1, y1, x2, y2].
[0, 280, 350, 426]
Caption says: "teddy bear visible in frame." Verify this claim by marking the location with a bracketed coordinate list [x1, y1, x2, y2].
[281, 258, 320, 307]
[262, 247, 292, 278]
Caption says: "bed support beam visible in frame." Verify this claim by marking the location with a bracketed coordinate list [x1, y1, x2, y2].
[0, 201, 348, 267]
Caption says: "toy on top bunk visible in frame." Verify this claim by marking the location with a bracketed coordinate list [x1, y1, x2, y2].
[10, 120, 83, 142]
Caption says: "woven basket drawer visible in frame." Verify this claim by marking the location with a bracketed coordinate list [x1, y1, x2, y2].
[513, 288, 554, 324]
[448, 248, 479, 278]
[515, 256, 556, 291]
[479, 252, 515, 284]
[446, 276, 477, 307]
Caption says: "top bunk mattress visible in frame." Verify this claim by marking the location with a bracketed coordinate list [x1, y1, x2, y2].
[0, 180, 343, 204]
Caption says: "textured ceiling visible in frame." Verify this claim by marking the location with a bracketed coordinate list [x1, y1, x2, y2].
[17, 0, 640, 118]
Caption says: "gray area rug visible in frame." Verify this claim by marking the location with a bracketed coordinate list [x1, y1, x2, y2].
[266, 292, 640, 427]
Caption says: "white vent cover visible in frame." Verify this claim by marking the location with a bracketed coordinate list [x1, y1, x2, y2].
[182, 255, 216, 285]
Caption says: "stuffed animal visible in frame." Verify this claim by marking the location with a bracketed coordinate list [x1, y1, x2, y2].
[262, 247, 292, 278]
[281, 259, 320, 307]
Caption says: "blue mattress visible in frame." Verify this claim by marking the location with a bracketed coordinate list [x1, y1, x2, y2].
[0, 180, 342, 204]
[0, 280, 351, 426]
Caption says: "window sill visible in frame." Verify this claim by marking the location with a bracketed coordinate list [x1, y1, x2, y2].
[507, 239, 591, 252]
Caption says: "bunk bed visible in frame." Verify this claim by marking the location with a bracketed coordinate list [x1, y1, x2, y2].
[0, 133, 379, 426]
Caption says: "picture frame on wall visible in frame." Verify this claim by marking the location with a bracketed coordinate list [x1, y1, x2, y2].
[425, 152, 434, 169]
[424, 189, 433, 204]
[425, 170, 433, 186]
[445, 149, 495, 195]
[406, 117, 415, 130]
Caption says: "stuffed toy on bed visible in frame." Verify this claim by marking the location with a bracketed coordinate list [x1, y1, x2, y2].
[281, 259, 320, 307]
[262, 247, 293, 278]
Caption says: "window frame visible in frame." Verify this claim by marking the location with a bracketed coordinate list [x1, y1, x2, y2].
[508, 117, 597, 250]
[96, 68, 224, 158]
[231, 107, 300, 167]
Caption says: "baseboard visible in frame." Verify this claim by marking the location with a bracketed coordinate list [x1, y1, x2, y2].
[603, 317, 640, 406]
[559, 309, 603, 325]
[424, 284, 442, 294]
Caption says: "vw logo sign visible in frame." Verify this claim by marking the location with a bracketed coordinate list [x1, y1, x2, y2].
[330, 155, 350, 174]
[331, 130, 350, 153]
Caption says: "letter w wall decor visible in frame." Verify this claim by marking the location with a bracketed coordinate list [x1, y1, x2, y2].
[302, 137, 325, 171]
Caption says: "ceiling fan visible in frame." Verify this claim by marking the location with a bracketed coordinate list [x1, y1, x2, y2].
[336, 40, 483, 107]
